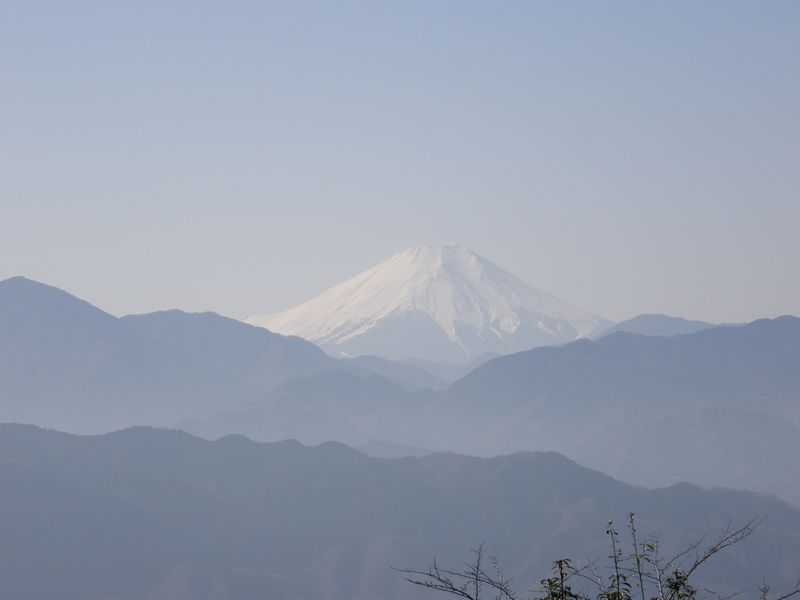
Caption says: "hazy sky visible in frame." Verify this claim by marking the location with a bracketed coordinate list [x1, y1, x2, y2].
[2, 1, 798, 324]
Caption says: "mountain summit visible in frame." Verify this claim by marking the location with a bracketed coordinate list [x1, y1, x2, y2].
[247, 245, 610, 361]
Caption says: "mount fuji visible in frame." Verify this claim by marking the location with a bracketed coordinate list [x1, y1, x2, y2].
[247, 245, 611, 362]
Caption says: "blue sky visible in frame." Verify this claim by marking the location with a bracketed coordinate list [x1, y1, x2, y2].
[1, 1, 798, 323]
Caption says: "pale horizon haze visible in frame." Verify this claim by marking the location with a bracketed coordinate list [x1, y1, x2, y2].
[2, 1, 799, 324]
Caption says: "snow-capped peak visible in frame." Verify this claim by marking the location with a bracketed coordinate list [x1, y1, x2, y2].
[246, 245, 610, 362]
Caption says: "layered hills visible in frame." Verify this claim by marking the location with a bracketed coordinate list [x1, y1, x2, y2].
[191, 317, 800, 504]
[3, 274, 799, 503]
[0, 276, 435, 431]
[1, 424, 798, 600]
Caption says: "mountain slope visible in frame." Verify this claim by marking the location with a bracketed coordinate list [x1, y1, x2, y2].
[121, 308, 336, 393]
[0, 276, 184, 430]
[451, 316, 800, 421]
[342, 354, 447, 391]
[596, 313, 716, 338]
[1, 424, 799, 600]
[194, 317, 800, 503]
[399, 352, 500, 384]
[0, 277, 433, 432]
[183, 370, 435, 447]
[444, 316, 800, 500]
[247, 245, 610, 362]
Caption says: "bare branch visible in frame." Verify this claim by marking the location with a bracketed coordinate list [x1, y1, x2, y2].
[628, 513, 648, 600]
[772, 581, 800, 600]
[398, 515, 776, 600]
[683, 517, 763, 581]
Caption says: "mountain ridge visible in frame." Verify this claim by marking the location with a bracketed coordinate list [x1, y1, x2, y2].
[595, 313, 717, 338]
[1, 423, 799, 599]
[247, 245, 610, 361]
[189, 315, 800, 504]
[0, 276, 445, 432]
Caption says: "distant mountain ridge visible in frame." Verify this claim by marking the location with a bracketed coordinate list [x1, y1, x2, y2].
[1, 424, 799, 599]
[247, 245, 610, 362]
[0, 276, 442, 432]
[596, 313, 717, 338]
[443, 316, 800, 500]
[191, 316, 800, 504]
[5, 275, 800, 504]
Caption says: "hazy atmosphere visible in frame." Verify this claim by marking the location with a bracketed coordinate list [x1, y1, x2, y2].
[2, 2, 800, 600]
[2, 1, 799, 323]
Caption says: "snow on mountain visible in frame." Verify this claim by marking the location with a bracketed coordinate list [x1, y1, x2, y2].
[246, 245, 611, 362]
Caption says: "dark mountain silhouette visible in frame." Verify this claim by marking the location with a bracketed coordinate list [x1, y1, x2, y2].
[1, 424, 798, 600]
